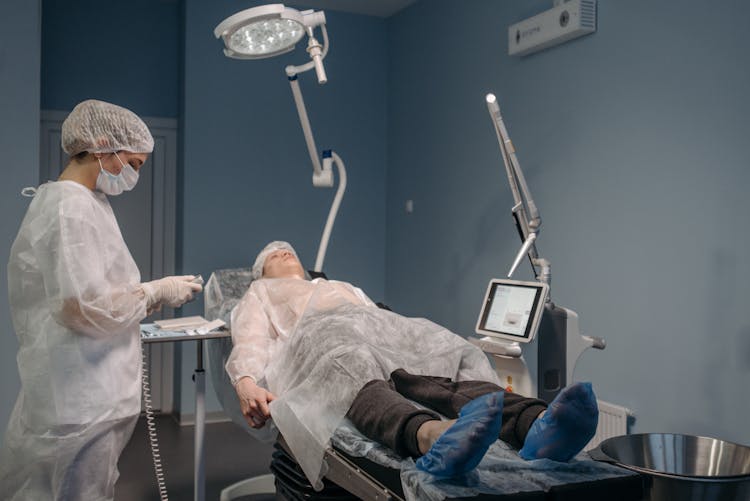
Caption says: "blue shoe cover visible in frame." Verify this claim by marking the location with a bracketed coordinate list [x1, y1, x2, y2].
[415, 391, 504, 477]
[519, 382, 598, 462]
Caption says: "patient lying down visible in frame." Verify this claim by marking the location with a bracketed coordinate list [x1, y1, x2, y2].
[227, 241, 598, 482]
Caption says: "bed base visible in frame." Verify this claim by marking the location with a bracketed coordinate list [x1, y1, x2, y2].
[271, 437, 644, 501]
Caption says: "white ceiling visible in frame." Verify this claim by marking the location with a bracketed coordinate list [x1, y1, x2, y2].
[285, 0, 417, 18]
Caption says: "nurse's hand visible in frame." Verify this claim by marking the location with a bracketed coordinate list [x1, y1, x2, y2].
[141, 275, 203, 309]
[236, 377, 276, 429]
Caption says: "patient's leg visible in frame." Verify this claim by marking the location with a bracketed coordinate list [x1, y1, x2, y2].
[346, 379, 507, 476]
[415, 391, 504, 477]
[415, 419, 454, 455]
[519, 382, 598, 462]
[391, 369, 547, 449]
[345, 379, 441, 457]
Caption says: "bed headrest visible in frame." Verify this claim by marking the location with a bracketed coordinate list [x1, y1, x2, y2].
[204, 267, 278, 441]
[204, 267, 333, 328]
[204, 267, 254, 327]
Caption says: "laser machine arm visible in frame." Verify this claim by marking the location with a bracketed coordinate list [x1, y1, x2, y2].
[479, 93, 604, 402]
[485, 94, 550, 283]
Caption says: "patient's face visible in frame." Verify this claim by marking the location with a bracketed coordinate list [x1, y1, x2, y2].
[263, 249, 305, 279]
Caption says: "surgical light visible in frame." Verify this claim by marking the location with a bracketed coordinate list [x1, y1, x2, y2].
[214, 4, 344, 273]
[215, 4, 328, 82]
[228, 19, 304, 58]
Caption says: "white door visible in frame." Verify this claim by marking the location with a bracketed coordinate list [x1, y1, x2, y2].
[40, 110, 178, 413]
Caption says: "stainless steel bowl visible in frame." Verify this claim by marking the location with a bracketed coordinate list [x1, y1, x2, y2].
[590, 433, 750, 501]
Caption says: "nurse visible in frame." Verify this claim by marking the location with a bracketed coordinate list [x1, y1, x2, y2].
[0, 99, 202, 500]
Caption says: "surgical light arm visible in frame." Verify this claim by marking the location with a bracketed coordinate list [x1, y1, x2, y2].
[285, 24, 346, 272]
[485, 94, 549, 284]
[286, 24, 328, 84]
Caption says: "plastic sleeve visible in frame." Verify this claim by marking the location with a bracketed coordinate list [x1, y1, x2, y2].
[42, 211, 147, 338]
[226, 289, 274, 386]
[352, 285, 377, 307]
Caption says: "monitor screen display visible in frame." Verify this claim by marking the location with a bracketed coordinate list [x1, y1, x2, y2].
[476, 279, 547, 343]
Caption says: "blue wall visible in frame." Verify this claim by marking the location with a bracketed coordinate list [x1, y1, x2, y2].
[386, 0, 750, 445]
[179, 0, 388, 416]
[0, 0, 41, 444]
[34, 0, 387, 420]
[7, 0, 748, 449]
[41, 0, 181, 117]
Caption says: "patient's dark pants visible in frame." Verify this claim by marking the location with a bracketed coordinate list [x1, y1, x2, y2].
[345, 369, 548, 457]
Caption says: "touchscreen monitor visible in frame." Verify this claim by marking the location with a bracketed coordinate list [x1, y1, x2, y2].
[475, 278, 548, 344]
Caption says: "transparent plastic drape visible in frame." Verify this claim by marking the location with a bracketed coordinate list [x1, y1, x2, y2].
[265, 283, 498, 489]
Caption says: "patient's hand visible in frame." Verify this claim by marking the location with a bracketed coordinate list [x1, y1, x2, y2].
[235, 377, 276, 429]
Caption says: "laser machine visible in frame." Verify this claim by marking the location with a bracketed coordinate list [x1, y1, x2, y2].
[472, 93, 605, 402]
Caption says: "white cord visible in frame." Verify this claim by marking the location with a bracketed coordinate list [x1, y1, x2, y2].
[314, 151, 347, 272]
[142, 344, 169, 501]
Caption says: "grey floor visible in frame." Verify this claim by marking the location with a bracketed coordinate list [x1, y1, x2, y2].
[115, 414, 276, 501]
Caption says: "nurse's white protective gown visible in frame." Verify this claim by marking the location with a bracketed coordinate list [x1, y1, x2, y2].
[0, 181, 147, 500]
[227, 277, 499, 489]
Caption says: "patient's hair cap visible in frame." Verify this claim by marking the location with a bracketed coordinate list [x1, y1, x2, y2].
[252, 241, 299, 280]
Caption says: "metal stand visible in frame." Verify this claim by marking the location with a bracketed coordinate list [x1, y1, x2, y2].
[141, 327, 233, 501]
[193, 336, 277, 501]
[194, 340, 205, 501]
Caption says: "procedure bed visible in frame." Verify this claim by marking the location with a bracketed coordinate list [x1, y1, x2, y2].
[271, 421, 644, 501]
[204, 268, 644, 501]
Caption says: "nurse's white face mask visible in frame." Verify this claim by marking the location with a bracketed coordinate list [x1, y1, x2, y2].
[96, 152, 139, 196]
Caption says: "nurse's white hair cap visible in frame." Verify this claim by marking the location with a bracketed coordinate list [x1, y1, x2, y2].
[61, 99, 154, 156]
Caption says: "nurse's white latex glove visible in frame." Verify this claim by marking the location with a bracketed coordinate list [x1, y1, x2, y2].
[141, 275, 203, 309]
[235, 377, 276, 429]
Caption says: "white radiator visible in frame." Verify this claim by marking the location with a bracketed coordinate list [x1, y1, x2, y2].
[585, 400, 631, 450]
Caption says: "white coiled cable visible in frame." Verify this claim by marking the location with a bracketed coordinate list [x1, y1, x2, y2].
[142, 344, 169, 501]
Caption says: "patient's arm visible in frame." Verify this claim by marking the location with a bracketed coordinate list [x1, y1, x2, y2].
[235, 376, 276, 428]
[227, 287, 278, 427]
[226, 286, 274, 387]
